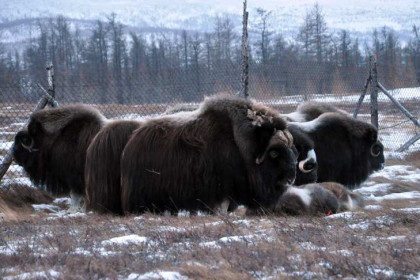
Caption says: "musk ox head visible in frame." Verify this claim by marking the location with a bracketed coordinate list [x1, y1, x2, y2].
[289, 112, 385, 188]
[13, 105, 106, 198]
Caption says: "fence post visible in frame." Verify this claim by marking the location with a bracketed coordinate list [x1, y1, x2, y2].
[46, 65, 57, 107]
[241, 0, 249, 99]
[370, 55, 379, 128]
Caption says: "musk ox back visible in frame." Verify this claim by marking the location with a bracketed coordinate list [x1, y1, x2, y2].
[289, 112, 385, 188]
[13, 105, 106, 202]
[281, 101, 350, 122]
[85, 120, 142, 214]
[120, 95, 297, 214]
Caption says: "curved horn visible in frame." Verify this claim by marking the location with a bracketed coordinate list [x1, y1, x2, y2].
[298, 158, 316, 173]
[21, 137, 38, 153]
[370, 143, 381, 157]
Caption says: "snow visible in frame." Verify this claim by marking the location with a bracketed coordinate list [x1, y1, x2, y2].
[357, 183, 392, 195]
[31, 204, 60, 213]
[325, 211, 363, 219]
[393, 207, 420, 213]
[371, 165, 420, 183]
[102, 234, 149, 246]
[369, 191, 420, 201]
[3, 270, 61, 280]
[127, 271, 188, 280]
[364, 205, 383, 210]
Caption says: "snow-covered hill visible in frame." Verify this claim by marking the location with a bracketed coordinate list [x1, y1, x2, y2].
[0, 0, 419, 49]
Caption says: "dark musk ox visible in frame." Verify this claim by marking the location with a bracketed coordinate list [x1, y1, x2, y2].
[85, 120, 142, 214]
[165, 103, 318, 187]
[288, 111, 385, 188]
[12, 105, 106, 211]
[120, 95, 297, 214]
[274, 182, 363, 215]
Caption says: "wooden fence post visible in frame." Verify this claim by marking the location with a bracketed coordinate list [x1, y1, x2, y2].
[241, 0, 249, 99]
[370, 55, 379, 128]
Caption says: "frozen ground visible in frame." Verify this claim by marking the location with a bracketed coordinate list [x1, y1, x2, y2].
[0, 92, 419, 278]
[0, 150, 419, 279]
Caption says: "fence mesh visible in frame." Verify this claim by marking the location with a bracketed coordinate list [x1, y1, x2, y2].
[0, 63, 419, 191]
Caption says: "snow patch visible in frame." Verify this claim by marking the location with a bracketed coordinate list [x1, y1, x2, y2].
[369, 191, 420, 201]
[127, 271, 188, 280]
[102, 234, 150, 246]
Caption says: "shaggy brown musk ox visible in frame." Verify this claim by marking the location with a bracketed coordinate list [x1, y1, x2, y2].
[12, 105, 106, 210]
[120, 95, 297, 214]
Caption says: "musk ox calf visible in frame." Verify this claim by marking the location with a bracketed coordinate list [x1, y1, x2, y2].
[281, 101, 350, 122]
[275, 182, 363, 215]
[288, 111, 385, 188]
[85, 120, 142, 214]
[12, 105, 106, 210]
[120, 95, 297, 214]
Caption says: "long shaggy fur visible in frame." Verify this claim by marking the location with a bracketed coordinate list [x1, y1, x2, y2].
[121, 95, 297, 214]
[13, 105, 106, 197]
[85, 120, 142, 214]
[289, 112, 385, 188]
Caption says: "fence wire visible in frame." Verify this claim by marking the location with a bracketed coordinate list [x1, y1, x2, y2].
[0, 63, 419, 191]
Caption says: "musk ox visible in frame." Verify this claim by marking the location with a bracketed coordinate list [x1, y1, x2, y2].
[12, 105, 106, 210]
[274, 182, 363, 215]
[281, 101, 350, 122]
[165, 103, 318, 187]
[288, 111, 385, 188]
[120, 95, 297, 214]
[85, 120, 142, 214]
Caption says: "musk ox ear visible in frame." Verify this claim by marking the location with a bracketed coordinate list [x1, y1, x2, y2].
[364, 127, 378, 145]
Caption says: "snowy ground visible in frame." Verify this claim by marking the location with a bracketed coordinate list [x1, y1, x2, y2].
[0, 93, 419, 279]
[0, 151, 419, 279]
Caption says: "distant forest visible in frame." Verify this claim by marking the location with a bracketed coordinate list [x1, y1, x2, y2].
[0, 4, 419, 104]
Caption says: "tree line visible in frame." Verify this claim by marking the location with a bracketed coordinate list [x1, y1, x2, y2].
[0, 4, 419, 104]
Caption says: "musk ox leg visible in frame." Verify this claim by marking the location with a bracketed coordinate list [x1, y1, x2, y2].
[214, 199, 230, 215]
[68, 191, 85, 213]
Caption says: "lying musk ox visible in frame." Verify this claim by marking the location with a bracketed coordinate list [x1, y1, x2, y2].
[13, 105, 106, 210]
[85, 120, 142, 214]
[275, 182, 363, 215]
[120, 95, 297, 214]
[165, 103, 318, 187]
[281, 101, 350, 122]
[288, 111, 385, 188]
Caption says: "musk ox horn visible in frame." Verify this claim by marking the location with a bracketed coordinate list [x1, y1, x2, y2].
[298, 159, 316, 173]
[20, 137, 38, 153]
[370, 143, 381, 157]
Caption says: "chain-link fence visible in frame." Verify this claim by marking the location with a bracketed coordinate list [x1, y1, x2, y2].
[0, 63, 419, 190]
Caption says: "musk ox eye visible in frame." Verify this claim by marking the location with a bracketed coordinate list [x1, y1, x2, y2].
[371, 143, 382, 157]
[269, 150, 279, 159]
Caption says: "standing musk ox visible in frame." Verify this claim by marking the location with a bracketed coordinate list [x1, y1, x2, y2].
[12, 105, 106, 210]
[85, 120, 142, 214]
[120, 95, 297, 214]
[288, 111, 385, 188]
